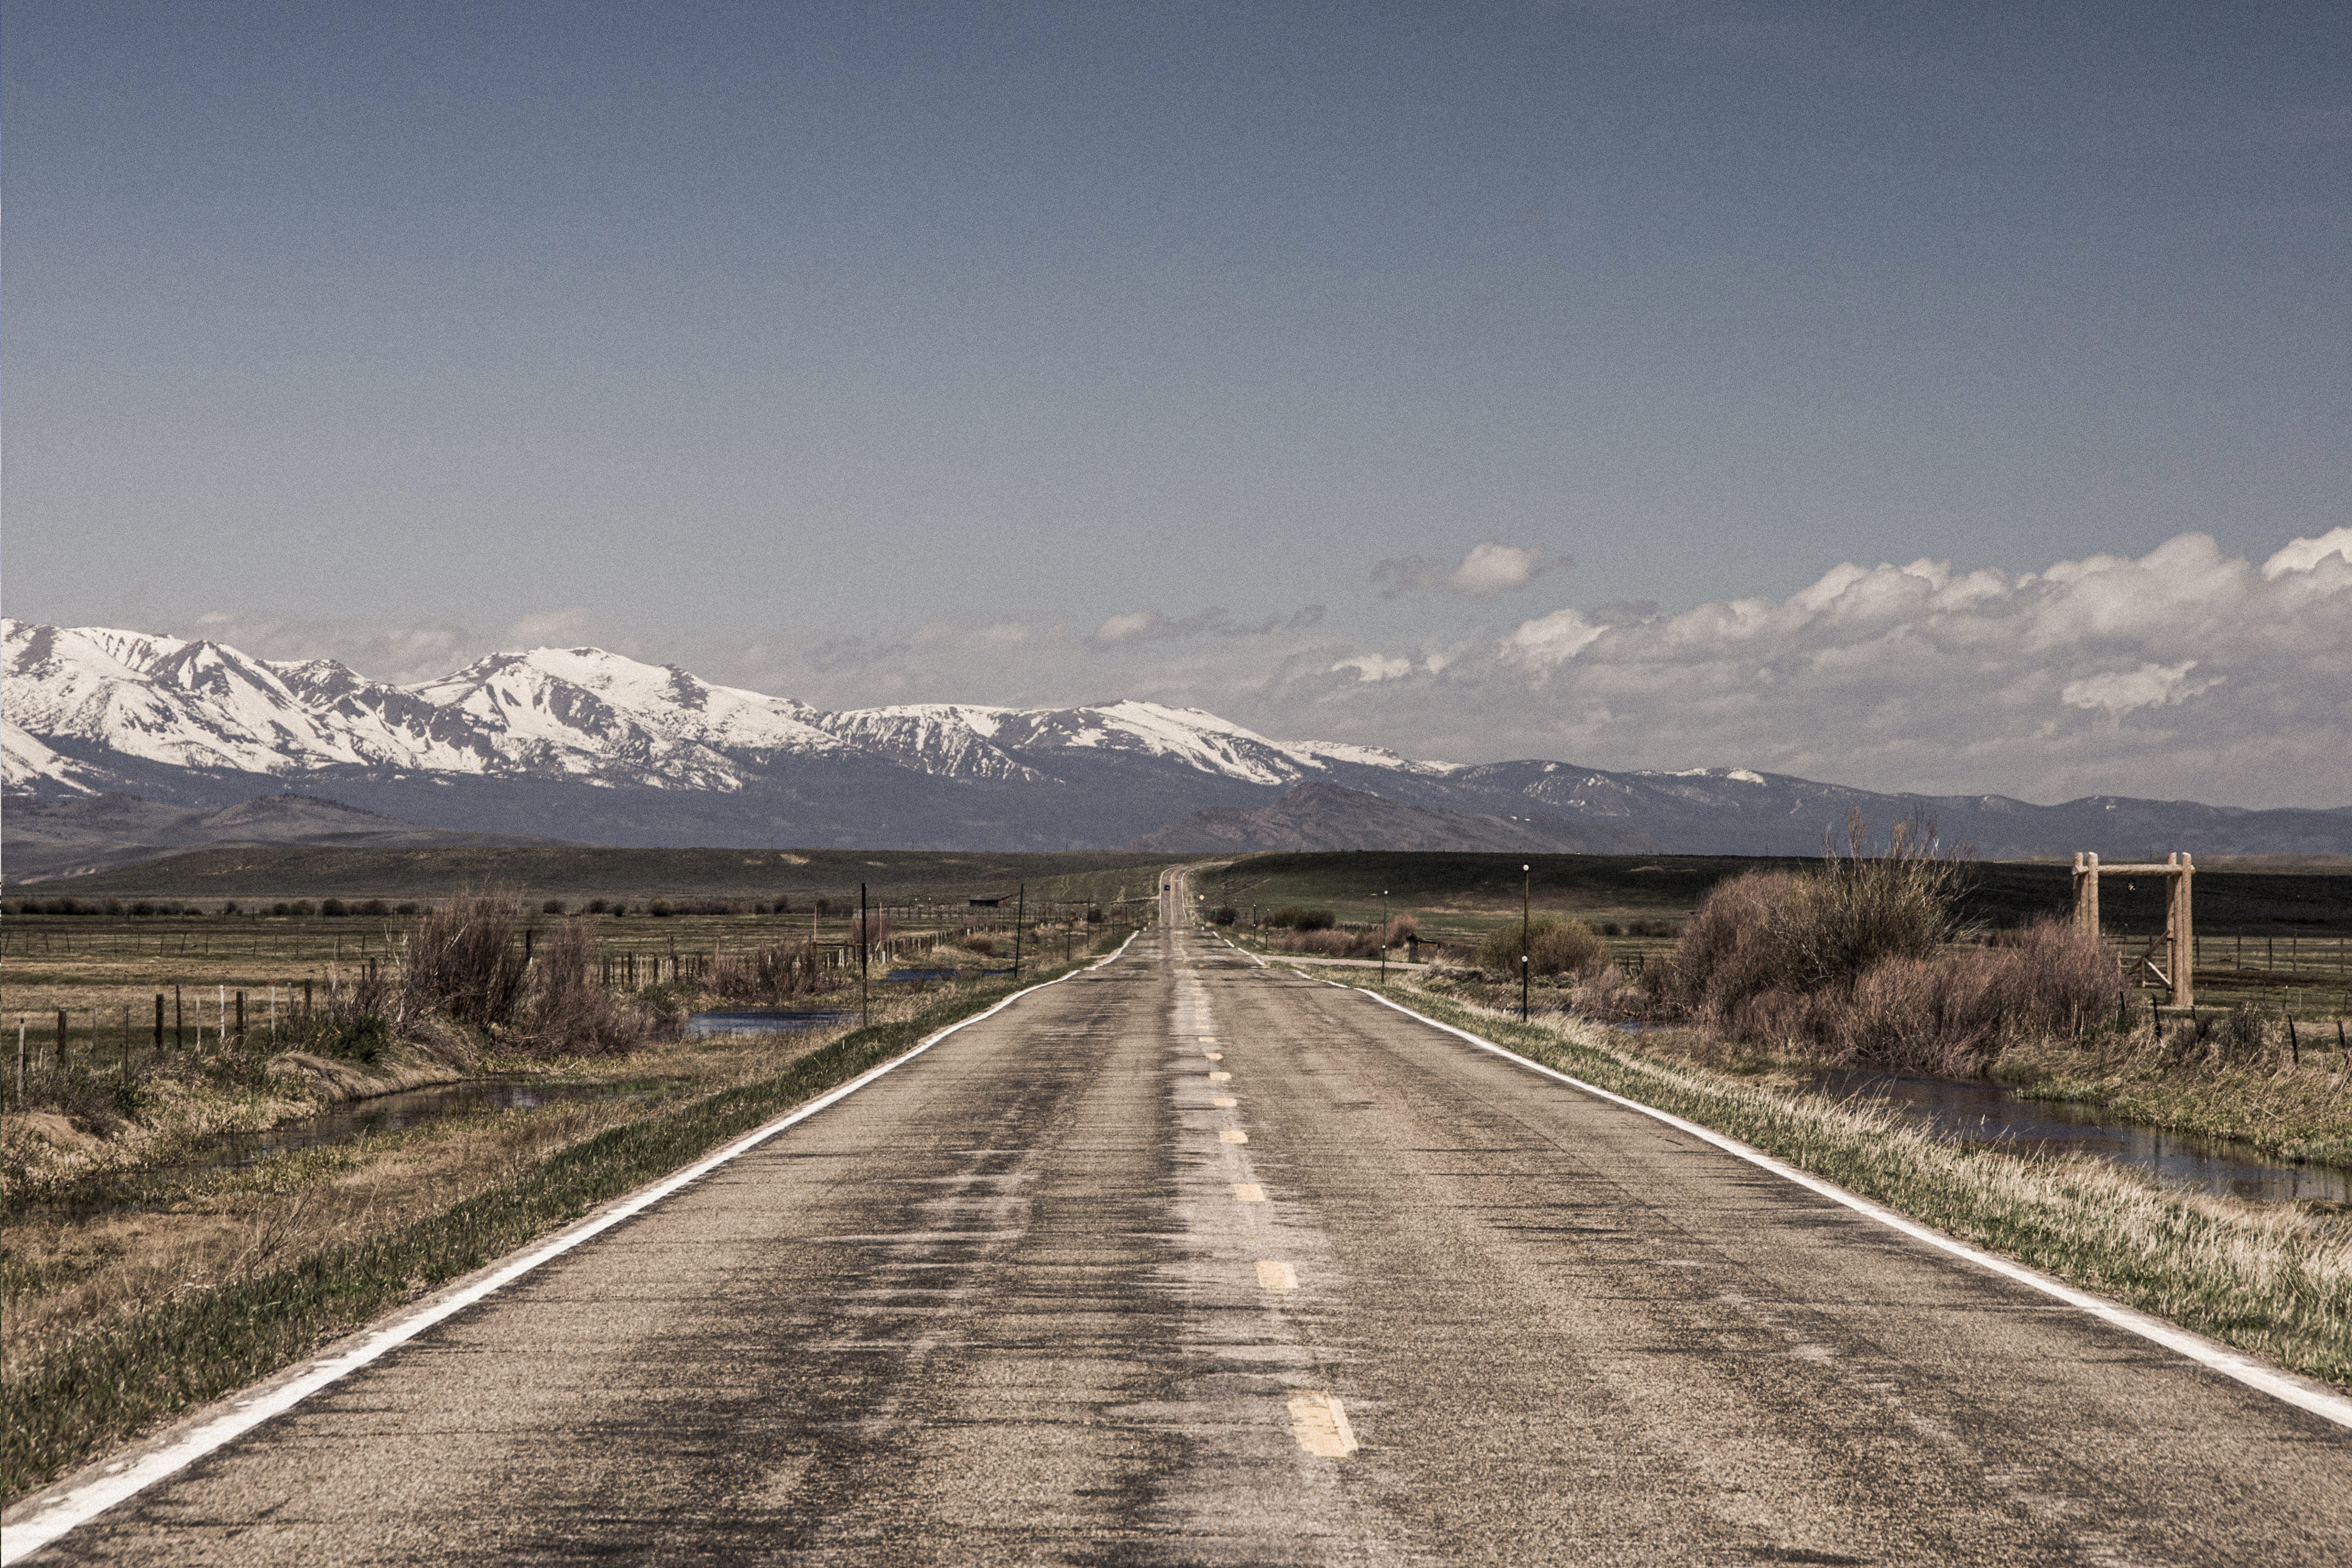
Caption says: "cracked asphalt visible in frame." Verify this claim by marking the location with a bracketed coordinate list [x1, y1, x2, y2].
[23, 918, 2350, 1565]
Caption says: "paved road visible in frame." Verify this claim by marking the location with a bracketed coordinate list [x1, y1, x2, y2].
[24, 922, 2350, 1565]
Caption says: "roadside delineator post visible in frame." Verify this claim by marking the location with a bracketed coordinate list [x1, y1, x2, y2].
[1521, 863, 1531, 1023]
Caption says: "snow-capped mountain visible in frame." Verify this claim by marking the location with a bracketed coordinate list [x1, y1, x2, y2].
[6, 619, 2346, 859]
[1, 620, 1461, 803]
[3, 622, 853, 790]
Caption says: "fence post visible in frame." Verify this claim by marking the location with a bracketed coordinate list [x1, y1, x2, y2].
[236, 992, 246, 1047]
[57, 1009, 67, 1066]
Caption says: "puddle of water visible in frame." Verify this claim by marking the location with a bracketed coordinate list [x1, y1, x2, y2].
[883, 968, 961, 983]
[684, 1009, 857, 1039]
[1807, 1069, 2350, 1205]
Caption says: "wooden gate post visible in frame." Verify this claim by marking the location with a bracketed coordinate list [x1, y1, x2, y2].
[2073, 851, 2194, 1010]
[2072, 851, 2100, 933]
[2170, 852, 2195, 1010]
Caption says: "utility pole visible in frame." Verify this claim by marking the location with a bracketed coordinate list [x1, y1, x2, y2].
[1379, 890, 1389, 987]
[1521, 863, 1531, 1023]
[1012, 883, 1025, 979]
[859, 882, 869, 1029]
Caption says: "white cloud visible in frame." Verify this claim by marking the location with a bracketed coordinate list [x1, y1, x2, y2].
[2061, 661, 2218, 715]
[179, 611, 492, 685]
[505, 607, 595, 644]
[1504, 608, 1606, 669]
[2262, 526, 2352, 579]
[1373, 541, 1569, 598]
[1091, 609, 1167, 646]
[1256, 528, 2352, 807]
[1331, 654, 1412, 682]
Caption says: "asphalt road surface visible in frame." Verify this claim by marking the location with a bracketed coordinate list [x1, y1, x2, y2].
[23, 921, 2350, 1565]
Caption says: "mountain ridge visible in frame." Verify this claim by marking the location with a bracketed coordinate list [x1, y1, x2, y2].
[7, 618, 2346, 858]
[1130, 783, 1662, 856]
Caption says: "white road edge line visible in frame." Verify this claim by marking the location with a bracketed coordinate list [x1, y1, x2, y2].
[0, 932, 1142, 1564]
[1349, 984, 2352, 1434]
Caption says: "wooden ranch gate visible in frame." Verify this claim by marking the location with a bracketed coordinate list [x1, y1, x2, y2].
[2071, 851, 2194, 1008]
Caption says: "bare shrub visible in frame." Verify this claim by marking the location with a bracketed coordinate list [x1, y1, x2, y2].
[1771, 811, 1969, 995]
[402, 892, 531, 1030]
[957, 933, 999, 957]
[1723, 919, 2119, 1076]
[1565, 955, 1649, 1019]
[1386, 913, 1419, 947]
[707, 940, 835, 1004]
[1265, 906, 1335, 931]
[524, 921, 661, 1055]
[1673, 871, 1793, 1019]
[1476, 916, 1602, 977]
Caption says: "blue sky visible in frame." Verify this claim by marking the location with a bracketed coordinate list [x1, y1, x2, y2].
[4, 2, 2348, 802]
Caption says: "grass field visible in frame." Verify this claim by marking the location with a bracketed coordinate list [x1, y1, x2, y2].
[1196, 851, 2352, 1019]
[0, 901, 1129, 1107]
[1197, 850, 2352, 933]
[8, 844, 1185, 908]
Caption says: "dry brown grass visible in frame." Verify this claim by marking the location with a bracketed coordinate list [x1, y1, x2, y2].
[706, 938, 836, 1004]
[0, 1017, 872, 1386]
[401, 891, 530, 1029]
[523, 919, 672, 1054]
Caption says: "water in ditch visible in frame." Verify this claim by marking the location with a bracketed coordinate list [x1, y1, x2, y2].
[1805, 1069, 2350, 1205]
[684, 1009, 858, 1039]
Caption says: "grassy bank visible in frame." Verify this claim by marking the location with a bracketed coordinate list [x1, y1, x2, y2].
[1368, 976, 2352, 1392]
[1992, 1031, 2352, 1168]
[0, 939, 1124, 1506]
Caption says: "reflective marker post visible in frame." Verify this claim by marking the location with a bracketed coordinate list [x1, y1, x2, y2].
[1521, 864, 1531, 1022]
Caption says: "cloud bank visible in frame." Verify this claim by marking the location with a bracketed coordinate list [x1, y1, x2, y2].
[1296, 527, 2351, 808]
[136, 528, 2352, 809]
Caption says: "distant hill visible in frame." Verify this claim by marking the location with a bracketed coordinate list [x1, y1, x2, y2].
[1130, 782, 1660, 855]
[1, 793, 569, 885]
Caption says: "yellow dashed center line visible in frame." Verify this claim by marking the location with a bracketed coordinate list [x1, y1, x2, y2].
[1232, 1183, 1265, 1202]
[1219, 1129, 1249, 1144]
[1212, 1096, 1237, 1108]
[1204, 1051, 1223, 1060]
[1287, 1392, 1359, 1457]
[1256, 1260, 1298, 1292]
[1208, 1070, 1232, 1081]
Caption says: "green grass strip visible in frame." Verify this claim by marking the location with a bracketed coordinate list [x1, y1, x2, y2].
[1372, 980, 2352, 1393]
[2, 954, 1110, 1505]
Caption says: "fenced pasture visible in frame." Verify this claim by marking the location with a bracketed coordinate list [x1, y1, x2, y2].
[1197, 851, 2352, 1022]
[0, 891, 1152, 1110]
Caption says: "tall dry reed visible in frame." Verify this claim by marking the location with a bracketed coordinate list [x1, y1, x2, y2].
[706, 940, 836, 1005]
[402, 892, 531, 1030]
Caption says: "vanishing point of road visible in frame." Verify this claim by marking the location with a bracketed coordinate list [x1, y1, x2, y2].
[14, 877, 2348, 1564]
